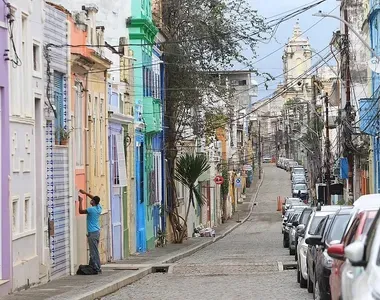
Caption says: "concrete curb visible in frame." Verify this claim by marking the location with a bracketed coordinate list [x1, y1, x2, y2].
[71, 170, 265, 300]
[60, 267, 151, 300]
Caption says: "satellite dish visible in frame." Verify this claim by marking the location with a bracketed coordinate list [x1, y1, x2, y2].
[368, 57, 380, 73]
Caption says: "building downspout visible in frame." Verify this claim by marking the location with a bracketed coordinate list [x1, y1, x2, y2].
[66, 19, 75, 276]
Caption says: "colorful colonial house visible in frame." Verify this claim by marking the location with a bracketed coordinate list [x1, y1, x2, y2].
[0, 0, 11, 295]
[8, 0, 48, 290]
[105, 42, 135, 260]
[128, 0, 159, 252]
[43, 3, 73, 281]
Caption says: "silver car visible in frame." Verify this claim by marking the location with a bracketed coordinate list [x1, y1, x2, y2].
[292, 183, 308, 200]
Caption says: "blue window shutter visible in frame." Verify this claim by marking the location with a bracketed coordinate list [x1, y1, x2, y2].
[359, 98, 378, 135]
[53, 72, 64, 134]
[340, 158, 349, 180]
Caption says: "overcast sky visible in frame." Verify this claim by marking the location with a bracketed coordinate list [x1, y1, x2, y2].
[247, 0, 340, 99]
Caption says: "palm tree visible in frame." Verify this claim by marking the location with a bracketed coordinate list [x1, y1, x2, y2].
[174, 153, 210, 242]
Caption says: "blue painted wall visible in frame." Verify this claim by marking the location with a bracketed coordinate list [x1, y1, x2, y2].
[370, 3, 380, 192]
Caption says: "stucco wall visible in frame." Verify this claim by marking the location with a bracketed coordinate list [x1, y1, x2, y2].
[0, 0, 12, 295]
[9, 0, 45, 291]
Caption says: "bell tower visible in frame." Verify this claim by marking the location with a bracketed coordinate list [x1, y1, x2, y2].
[282, 22, 312, 89]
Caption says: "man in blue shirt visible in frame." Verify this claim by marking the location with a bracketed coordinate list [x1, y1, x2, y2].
[78, 189, 102, 274]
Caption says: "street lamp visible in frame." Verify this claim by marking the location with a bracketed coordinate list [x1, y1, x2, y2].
[312, 11, 380, 62]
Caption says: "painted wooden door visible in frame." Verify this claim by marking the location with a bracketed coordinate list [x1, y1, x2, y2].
[0, 89, 2, 277]
[136, 139, 146, 252]
[109, 134, 123, 260]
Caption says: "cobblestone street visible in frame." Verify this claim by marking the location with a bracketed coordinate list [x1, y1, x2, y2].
[104, 165, 313, 300]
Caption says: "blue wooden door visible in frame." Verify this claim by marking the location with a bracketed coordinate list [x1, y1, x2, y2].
[136, 139, 146, 252]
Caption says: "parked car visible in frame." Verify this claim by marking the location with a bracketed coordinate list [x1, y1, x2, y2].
[263, 157, 272, 163]
[292, 175, 307, 185]
[289, 212, 304, 255]
[292, 183, 309, 201]
[329, 209, 377, 300]
[290, 166, 305, 179]
[294, 207, 314, 261]
[297, 206, 342, 291]
[282, 197, 304, 215]
[283, 205, 306, 246]
[284, 211, 301, 248]
[283, 209, 295, 234]
[286, 160, 298, 172]
[344, 208, 380, 300]
[306, 207, 352, 300]
[327, 194, 380, 300]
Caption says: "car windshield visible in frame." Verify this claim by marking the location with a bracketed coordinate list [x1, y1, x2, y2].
[300, 209, 312, 225]
[294, 169, 305, 174]
[308, 215, 324, 234]
[286, 198, 300, 205]
[294, 184, 306, 190]
[327, 214, 351, 243]
[290, 213, 300, 222]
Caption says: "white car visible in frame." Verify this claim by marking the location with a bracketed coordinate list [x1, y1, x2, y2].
[297, 206, 342, 290]
[337, 194, 380, 300]
[345, 209, 380, 300]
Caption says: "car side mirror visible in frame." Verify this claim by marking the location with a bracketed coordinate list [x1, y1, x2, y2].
[305, 235, 323, 246]
[327, 243, 345, 261]
[345, 241, 367, 267]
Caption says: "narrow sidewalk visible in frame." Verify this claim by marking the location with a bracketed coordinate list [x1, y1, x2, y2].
[1, 172, 262, 300]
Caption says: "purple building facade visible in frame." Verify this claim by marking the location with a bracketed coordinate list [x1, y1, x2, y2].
[0, 0, 12, 296]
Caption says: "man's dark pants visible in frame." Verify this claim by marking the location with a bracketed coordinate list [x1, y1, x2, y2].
[88, 231, 101, 272]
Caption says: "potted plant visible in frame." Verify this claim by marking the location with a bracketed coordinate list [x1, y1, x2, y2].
[55, 126, 71, 146]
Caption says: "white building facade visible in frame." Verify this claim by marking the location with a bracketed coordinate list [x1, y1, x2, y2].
[8, 0, 47, 290]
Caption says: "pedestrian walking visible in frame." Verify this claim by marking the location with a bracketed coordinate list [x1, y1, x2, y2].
[78, 189, 102, 274]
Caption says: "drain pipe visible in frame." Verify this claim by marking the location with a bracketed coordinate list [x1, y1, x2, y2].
[67, 18, 75, 276]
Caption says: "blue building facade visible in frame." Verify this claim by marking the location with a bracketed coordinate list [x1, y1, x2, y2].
[367, 0, 380, 193]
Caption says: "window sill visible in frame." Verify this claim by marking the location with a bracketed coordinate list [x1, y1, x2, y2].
[33, 71, 42, 79]
[12, 229, 36, 241]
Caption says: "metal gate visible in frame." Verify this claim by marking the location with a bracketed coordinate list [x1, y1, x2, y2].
[50, 148, 70, 279]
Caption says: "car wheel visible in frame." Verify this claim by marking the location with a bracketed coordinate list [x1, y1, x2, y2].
[289, 247, 295, 256]
[307, 273, 314, 293]
[297, 265, 300, 283]
[283, 234, 289, 248]
[295, 250, 298, 261]
[313, 278, 321, 300]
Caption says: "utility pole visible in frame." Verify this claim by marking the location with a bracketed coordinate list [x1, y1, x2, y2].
[310, 75, 317, 200]
[258, 120, 262, 179]
[344, 8, 354, 203]
[325, 93, 331, 205]
[275, 119, 279, 163]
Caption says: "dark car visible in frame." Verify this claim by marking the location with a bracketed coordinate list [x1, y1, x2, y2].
[306, 207, 352, 300]
[283, 211, 298, 248]
[283, 206, 306, 248]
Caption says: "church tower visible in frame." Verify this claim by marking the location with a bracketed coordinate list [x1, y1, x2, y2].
[282, 22, 312, 97]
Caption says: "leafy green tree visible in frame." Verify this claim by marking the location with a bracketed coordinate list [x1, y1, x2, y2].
[160, 0, 271, 241]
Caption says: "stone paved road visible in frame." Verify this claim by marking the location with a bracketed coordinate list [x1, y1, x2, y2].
[104, 165, 313, 300]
